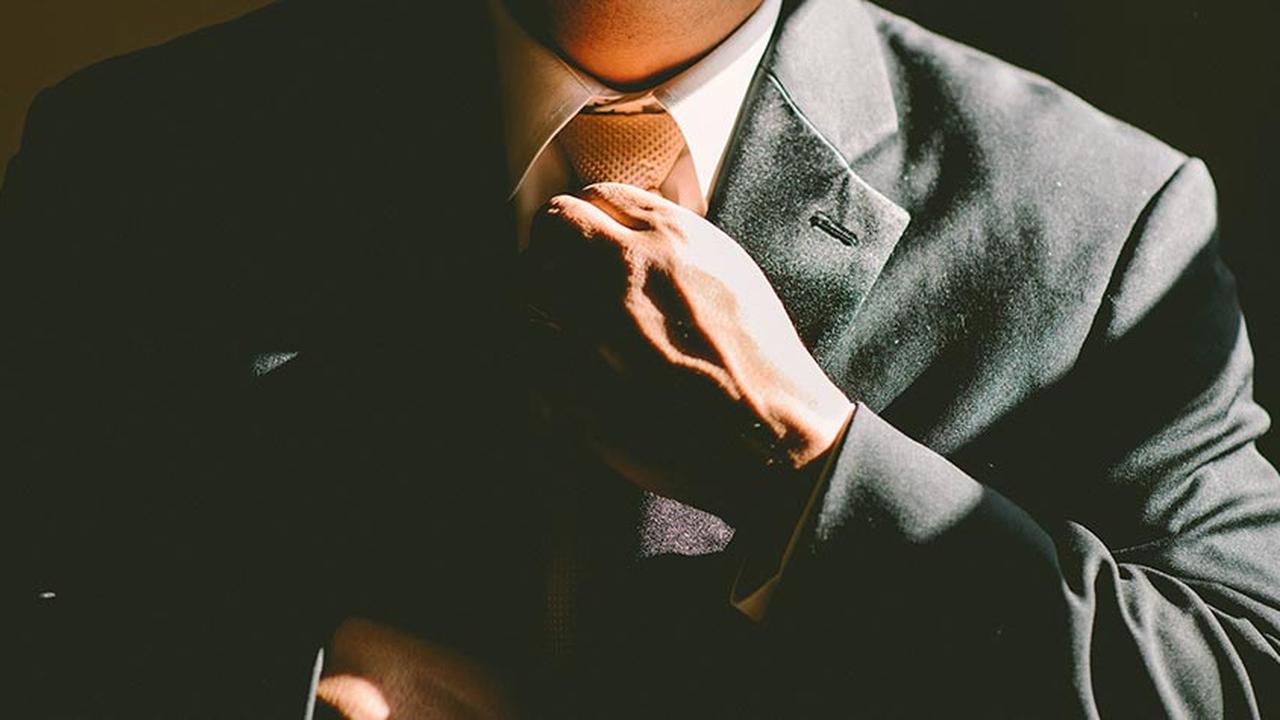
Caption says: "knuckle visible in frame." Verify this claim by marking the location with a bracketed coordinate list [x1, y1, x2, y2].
[585, 225, 616, 247]
[540, 194, 577, 218]
[579, 183, 609, 199]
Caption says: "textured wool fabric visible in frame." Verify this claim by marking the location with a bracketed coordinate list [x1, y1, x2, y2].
[557, 110, 686, 191]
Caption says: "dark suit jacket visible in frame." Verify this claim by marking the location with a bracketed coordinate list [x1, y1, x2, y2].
[5, 0, 1279, 717]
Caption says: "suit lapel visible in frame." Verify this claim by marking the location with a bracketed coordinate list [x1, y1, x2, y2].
[709, 0, 909, 377]
[626, 0, 912, 564]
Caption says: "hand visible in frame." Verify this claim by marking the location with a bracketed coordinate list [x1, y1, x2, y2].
[316, 617, 514, 720]
[523, 183, 853, 524]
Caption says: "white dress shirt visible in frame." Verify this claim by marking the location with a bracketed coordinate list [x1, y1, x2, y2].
[488, 0, 782, 247]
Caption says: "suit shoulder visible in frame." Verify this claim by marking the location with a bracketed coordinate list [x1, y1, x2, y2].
[20, 1, 365, 160]
[41, 2, 306, 109]
[853, 5, 1217, 395]
[867, 4, 1188, 228]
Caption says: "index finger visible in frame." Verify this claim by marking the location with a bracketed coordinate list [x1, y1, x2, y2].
[531, 192, 632, 248]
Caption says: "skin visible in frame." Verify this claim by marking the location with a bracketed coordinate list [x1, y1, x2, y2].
[317, 618, 513, 720]
[526, 184, 852, 524]
[504, 0, 765, 88]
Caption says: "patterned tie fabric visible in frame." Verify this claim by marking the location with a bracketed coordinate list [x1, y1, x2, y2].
[557, 110, 686, 191]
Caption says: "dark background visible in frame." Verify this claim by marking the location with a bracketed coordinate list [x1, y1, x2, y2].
[1, 0, 1276, 456]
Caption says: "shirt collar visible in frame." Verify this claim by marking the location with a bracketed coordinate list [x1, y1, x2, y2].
[489, 0, 781, 201]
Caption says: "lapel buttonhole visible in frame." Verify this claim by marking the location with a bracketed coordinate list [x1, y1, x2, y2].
[809, 211, 859, 247]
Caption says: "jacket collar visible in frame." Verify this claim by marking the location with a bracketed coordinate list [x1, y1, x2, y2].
[768, 0, 900, 163]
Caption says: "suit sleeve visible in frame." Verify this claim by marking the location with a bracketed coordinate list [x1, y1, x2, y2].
[770, 159, 1280, 717]
[2, 87, 325, 719]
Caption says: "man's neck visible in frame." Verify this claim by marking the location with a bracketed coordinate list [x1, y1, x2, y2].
[504, 0, 764, 89]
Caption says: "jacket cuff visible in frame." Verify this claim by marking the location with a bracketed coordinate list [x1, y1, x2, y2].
[730, 404, 857, 620]
[812, 403, 985, 552]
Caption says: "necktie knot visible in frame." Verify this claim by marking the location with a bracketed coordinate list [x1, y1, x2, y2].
[557, 110, 685, 191]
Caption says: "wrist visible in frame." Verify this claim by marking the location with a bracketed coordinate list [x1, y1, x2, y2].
[774, 395, 855, 470]
[726, 403, 852, 529]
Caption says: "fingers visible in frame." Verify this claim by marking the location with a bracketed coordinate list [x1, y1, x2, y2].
[528, 183, 670, 254]
[535, 191, 630, 243]
[524, 194, 617, 321]
[522, 184, 677, 387]
[316, 675, 390, 720]
[321, 617, 514, 720]
[525, 188, 651, 329]
[579, 182, 672, 230]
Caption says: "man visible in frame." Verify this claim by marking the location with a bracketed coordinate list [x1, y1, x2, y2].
[5, 0, 1279, 717]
